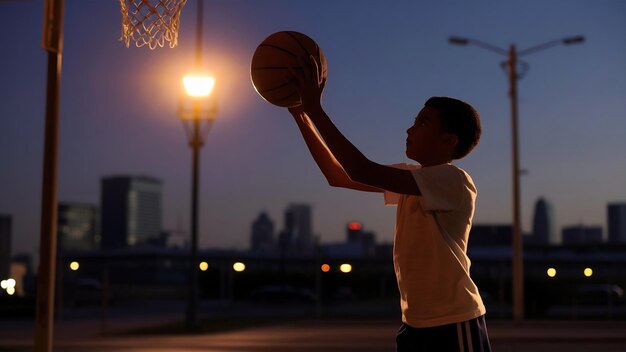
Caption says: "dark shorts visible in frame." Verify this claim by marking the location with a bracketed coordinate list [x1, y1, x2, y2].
[396, 315, 492, 352]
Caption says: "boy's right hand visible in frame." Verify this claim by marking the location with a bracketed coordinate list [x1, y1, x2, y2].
[287, 55, 325, 113]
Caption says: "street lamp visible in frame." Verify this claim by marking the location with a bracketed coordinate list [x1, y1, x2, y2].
[179, 0, 218, 330]
[179, 73, 216, 329]
[449, 34, 584, 323]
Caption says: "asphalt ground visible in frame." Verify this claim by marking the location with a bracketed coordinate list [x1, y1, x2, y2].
[2, 300, 626, 351]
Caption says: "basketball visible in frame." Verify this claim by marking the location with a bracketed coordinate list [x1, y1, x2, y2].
[250, 31, 327, 108]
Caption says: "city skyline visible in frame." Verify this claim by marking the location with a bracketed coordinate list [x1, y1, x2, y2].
[1, 1, 625, 259]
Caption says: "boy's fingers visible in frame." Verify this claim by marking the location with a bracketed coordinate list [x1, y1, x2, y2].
[309, 54, 321, 85]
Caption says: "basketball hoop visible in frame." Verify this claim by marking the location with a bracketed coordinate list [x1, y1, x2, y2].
[119, 0, 188, 49]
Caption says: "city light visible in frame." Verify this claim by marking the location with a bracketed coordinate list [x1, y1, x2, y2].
[69, 261, 80, 271]
[2, 279, 16, 293]
[183, 75, 215, 97]
[547, 268, 557, 278]
[199, 262, 209, 271]
[321, 264, 330, 272]
[340, 264, 352, 273]
[584, 267, 593, 277]
[233, 262, 246, 272]
[348, 222, 362, 231]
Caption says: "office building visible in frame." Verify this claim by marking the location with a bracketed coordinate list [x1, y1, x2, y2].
[0, 215, 11, 279]
[469, 224, 512, 247]
[283, 203, 313, 254]
[562, 225, 603, 245]
[100, 176, 163, 249]
[531, 197, 555, 244]
[57, 202, 99, 252]
[250, 211, 275, 253]
[608, 203, 626, 243]
[346, 221, 376, 255]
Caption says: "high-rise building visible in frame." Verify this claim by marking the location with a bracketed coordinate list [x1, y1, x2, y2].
[346, 221, 376, 255]
[250, 212, 275, 253]
[100, 176, 162, 249]
[531, 197, 555, 244]
[469, 224, 512, 247]
[283, 203, 313, 254]
[0, 214, 11, 280]
[562, 225, 603, 245]
[608, 203, 626, 243]
[57, 202, 99, 252]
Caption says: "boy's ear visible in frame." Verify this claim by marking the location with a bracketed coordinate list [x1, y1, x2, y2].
[443, 133, 458, 149]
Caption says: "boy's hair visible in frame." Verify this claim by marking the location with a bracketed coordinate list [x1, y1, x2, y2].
[425, 97, 481, 159]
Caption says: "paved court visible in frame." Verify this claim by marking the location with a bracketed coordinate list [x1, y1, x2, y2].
[2, 319, 626, 352]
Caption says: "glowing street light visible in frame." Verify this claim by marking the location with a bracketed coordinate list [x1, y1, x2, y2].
[199, 262, 209, 271]
[233, 262, 246, 272]
[183, 75, 215, 98]
[340, 264, 352, 273]
[547, 268, 557, 278]
[69, 262, 79, 271]
[321, 264, 330, 273]
[584, 267, 593, 277]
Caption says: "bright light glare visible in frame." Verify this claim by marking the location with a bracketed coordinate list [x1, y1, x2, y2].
[70, 261, 80, 271]
[547, 268, 557, 278]
[321, 264, 330, 273]
[6, 279, 15, 288]
[183, 75, 215, 97]
[340, 264, 352, 273]
[6, 287, 15, 295]
[584, 267, 593, 277]
[199, 262, 209, 271]
[233, 262, 246, 272]
[0, 280, 6, 289]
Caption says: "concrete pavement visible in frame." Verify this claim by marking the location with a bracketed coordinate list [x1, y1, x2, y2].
[2, 300, 626, 351]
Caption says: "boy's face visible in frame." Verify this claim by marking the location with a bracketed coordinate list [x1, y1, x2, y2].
[405, 106, 455, 165]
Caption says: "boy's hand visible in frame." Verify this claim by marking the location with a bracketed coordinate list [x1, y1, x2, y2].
[287, 55, 325, 112]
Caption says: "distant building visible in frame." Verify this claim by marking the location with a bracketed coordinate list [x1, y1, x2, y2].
[250, 212, 275, 253]
[562, 225, 603, 245]
[469, 224, 512, 247]
[100, 176, 163, 249]
[531, 197, 555, 244]
[346, 221, 376, 256]
[281, 204, 313, 254]
[0, 214, 11, 280]
[57, 202, 99, 252]
[608, 203, 626, 243]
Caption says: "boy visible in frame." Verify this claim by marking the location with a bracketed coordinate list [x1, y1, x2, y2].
[286, 56, 492, 351]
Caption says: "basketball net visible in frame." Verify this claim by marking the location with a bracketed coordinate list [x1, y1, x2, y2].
[119, 0, 188, 49]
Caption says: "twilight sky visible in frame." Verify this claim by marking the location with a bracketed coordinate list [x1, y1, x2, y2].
[1, 1, 625, 258]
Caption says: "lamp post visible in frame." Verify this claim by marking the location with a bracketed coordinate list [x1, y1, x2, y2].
[180, 74, 215, 328]
[179, 0, 217, 329]
[449, 35, 584, 323]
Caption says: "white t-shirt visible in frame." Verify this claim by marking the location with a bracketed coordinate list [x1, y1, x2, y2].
[384, 163, 486, 328]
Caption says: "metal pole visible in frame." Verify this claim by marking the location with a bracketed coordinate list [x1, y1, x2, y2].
[187, 117, 200, 328]
[35, 0, 64, 349]
[508, 44, 524, 322]
[185, 0, 204, 330]
[195, 0, 203, 68]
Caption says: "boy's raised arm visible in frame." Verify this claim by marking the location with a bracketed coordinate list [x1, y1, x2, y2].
[289, 106, 382, 193]
[289, 56, 420, 196]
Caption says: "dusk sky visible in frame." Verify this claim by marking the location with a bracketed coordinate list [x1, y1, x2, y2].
[1, 1, 625, 258]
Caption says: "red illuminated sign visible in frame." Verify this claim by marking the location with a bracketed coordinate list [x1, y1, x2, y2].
[348, 222, 362, 231]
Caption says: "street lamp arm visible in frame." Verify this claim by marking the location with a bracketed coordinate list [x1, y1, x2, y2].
[518, 35, 585, 57]
[449, 36, 508, 56]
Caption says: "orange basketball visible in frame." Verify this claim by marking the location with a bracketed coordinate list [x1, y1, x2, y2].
[250, 31, 327, 108]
